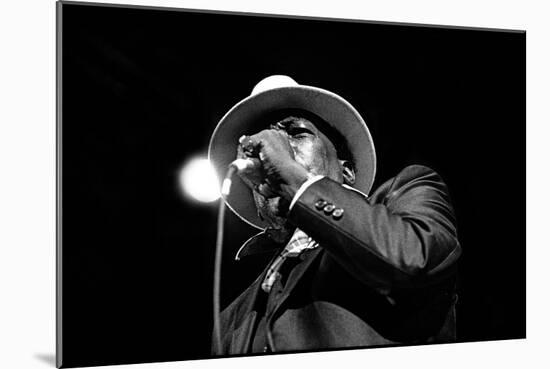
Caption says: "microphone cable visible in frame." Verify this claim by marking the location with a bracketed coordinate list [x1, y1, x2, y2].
[212, 164, 239, 355]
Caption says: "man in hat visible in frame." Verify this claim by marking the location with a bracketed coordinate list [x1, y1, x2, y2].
[209, 75, 461, 355]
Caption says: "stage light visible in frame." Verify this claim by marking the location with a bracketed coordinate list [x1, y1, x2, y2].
[179, 157, 220, 203]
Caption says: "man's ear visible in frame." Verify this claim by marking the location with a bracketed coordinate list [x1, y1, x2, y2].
[340, 160, 356, 186]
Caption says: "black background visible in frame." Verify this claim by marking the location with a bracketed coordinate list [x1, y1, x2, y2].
[60, 2, 525, 367]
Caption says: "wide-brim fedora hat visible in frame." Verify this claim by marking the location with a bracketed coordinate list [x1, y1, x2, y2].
[208, 75, 376, 230]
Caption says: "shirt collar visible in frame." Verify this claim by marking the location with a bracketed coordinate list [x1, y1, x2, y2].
[234, 229, 282, 261]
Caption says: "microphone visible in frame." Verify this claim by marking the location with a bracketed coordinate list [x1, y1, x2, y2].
[221, 157, 262, 196]
[229, 157, 261, 171]
[221, 135, 261, 196]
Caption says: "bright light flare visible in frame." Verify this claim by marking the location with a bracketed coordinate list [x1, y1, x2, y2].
[179, 157, 221, 203]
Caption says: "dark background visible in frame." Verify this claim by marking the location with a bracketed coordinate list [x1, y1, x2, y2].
[59, 2, 525, 367]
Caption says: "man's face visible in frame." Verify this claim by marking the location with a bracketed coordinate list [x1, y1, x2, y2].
[252, 116, 342, 231]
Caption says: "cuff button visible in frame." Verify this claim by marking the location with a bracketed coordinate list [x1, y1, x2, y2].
[314, 199, 327, 210]
[323, 204, 336, 214]
[332, 208, 344, 219]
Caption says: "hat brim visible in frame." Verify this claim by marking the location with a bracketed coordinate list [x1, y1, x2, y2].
[208, 85, 376, 230]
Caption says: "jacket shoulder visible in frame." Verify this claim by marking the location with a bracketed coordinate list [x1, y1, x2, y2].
[369, 165, 447, 202]
[394, 164, 443, 184]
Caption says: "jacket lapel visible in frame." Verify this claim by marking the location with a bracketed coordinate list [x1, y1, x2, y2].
[268, 247, 323, 319]
[228, 233, 323, 353]
[227, 249, 282, 353]
[227, 272, 264, 353]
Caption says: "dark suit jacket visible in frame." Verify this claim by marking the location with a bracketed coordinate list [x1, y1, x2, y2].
[214, 165, 462, 355]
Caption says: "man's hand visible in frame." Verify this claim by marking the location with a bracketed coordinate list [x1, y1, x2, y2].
[237, 129, 310, 201]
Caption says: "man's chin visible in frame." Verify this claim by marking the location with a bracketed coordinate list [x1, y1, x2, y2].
[253, 195, 295, 243]
[266, 196, 291, 218]
[254, 193, 290, 223]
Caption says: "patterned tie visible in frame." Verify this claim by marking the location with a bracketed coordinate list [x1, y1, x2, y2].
[261, 229, 318, 293]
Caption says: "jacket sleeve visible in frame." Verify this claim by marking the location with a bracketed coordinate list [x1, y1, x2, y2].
[287, 165, 461, 290]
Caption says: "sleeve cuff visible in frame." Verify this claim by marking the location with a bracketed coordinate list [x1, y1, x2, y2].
[289, 175, 325, 211]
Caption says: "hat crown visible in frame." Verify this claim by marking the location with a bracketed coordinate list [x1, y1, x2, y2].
[251, 75, 299, 96]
